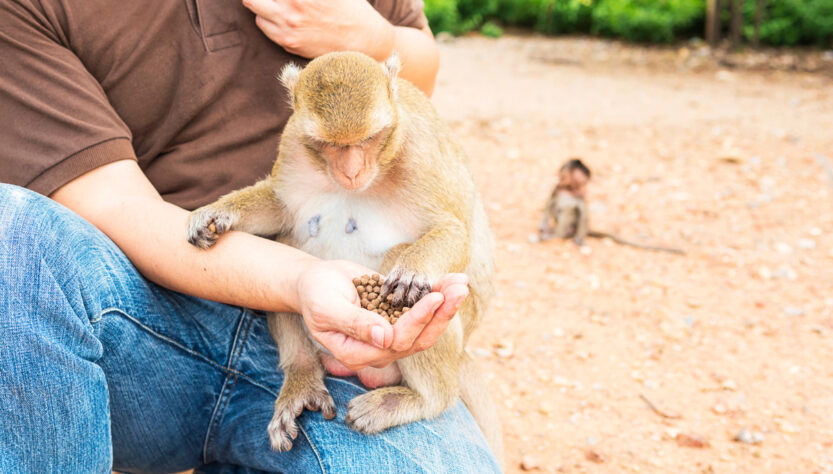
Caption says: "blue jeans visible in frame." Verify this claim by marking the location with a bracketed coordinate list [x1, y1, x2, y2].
[0, 184, 499, 474]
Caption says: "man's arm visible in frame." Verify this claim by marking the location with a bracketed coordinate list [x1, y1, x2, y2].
[51, 159, 469, 370]
[242, 0, 440, 95]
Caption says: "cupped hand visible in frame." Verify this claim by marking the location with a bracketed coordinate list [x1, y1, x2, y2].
[294, 259, 469, 371]
[241, 0, 394, 60]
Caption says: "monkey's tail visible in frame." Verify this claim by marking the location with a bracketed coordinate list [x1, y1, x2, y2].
[587, 231, 685, 255]
[459, 351, 505, 468]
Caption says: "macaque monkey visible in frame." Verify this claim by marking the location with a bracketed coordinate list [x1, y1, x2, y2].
[539, 159, 685, 254]
[186, 52, 503, 462]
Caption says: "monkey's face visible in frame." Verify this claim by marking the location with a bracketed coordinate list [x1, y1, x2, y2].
[558, 169, 589, 198]
[306, 126, 394, 191]
[282, 52, 401, 192]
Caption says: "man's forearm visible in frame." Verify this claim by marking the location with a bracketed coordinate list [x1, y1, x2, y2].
[51, 159, 314, 313]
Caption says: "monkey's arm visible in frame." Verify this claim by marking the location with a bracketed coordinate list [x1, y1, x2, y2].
[186, 178, 291, 249]
[573, 200, 589, 245]
[381, 214, 470, 307]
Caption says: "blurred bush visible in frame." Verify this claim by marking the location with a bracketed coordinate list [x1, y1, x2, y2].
[425, 0, 833, 46]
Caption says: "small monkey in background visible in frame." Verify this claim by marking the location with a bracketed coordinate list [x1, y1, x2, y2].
[539, 159, 685, 254]
[186, 52, 502, 462]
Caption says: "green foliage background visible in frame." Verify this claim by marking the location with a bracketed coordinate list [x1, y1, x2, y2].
[423, 0, 833, 46]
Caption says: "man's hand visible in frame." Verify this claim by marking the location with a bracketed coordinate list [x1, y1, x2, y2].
[242, 0, 394, 61]
[295, 259, 469, 370]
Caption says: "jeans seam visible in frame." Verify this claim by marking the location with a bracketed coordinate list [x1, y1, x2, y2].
[202, 308, 251, 463]
[299, 423, 327, 474]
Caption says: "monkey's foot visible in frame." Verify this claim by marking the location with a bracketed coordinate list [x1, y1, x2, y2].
[186, 207, 234, 249]
[345, 386, 420, 434]
[380, 267, 432, 307]
[268, 381, 335, 451]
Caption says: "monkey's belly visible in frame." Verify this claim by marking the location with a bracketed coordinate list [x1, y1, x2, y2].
[289, 193, 423, 270]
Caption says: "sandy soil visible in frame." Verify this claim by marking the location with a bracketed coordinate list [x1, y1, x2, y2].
[432, 35, 833, 473]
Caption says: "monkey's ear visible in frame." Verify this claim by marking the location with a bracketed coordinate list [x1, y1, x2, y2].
[383, 52, 401, 96]
[279, 63, 302, 104]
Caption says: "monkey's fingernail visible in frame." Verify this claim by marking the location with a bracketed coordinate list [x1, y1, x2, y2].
[371, 326, 385, 348]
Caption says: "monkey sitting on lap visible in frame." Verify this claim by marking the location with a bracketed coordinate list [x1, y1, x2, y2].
[185, 52, 503, 462]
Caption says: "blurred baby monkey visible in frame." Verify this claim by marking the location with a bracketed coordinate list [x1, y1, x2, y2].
[539, 159, 684, 254]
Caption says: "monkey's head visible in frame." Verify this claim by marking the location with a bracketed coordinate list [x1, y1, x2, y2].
[280, 52, 401, 192]
[558, 158, 591, 198]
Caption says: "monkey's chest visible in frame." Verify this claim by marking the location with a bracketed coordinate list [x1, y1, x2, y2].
[287, 193, 422, 270]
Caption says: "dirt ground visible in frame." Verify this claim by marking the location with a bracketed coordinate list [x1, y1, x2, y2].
[433, 35, 833, 473]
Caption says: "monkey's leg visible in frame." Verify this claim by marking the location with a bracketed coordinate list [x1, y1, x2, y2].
[344, 321, 461, 434]
[573, 201, 589, 245]
[266, 313, 336, 452]
[186, 178, 290, 249]
[458, 351, 504, 464]
[538, 209, 555, 241]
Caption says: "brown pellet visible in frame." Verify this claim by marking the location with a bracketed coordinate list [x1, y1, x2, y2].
[353, 273, 413, 325]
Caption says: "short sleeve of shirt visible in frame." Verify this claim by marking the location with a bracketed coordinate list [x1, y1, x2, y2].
[0, 0, 135, 196]
[371, 0, 428, 30]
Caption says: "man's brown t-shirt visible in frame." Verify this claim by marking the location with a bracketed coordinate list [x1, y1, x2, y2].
[0, 0, 427, 210]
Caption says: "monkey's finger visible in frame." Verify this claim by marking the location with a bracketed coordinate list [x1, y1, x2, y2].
[389, 292, 444, 353]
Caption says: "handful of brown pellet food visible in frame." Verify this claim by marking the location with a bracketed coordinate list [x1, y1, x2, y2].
[352, 274, 410, 324]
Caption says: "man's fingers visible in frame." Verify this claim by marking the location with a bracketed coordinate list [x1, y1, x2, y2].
[432, 273, 468, 294]
[322, 303, 393, 350]
[316, 331, 387, 371]
[409, 283, 468, 354]
[242, 0, 280, 19]
[389, 292, 443, 352]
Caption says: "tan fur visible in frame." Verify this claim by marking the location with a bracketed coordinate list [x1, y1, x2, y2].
[187, 52, 502, 464]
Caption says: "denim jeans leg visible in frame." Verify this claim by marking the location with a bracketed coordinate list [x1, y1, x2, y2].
[0, 185, 113, 473]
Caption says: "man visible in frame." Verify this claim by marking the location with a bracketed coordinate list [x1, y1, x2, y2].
[0, 0, 500, 472]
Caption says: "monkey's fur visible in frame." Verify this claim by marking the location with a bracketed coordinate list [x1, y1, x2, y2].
[186, 52, 503, 462]
[539, 159, 685, 255]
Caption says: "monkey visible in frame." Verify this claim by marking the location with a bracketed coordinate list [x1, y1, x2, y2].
[539, 159, 685, 255]
[185, 52, 503, 463]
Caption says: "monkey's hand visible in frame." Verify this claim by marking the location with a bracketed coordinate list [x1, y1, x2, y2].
[380, 265, 433, 308]
[186, 206, 236, 249]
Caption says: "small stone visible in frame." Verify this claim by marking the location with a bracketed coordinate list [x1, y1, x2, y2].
[473, 348, 490, 358]
[494, 340, 514, 359]
[675, 432, 710, 448]
[520, 454, 538, 471]
[775, 242, 793, 254]
[722, 379, 738, 391]
[585, 448, 606, 463]
[774, 266, 797, 280]
[782, 306, 805, 317]
[527, 233, 540, 244]
[797, 238, 816, 250]
[776, 419, 799, 434]
[580, 245, 592, 256]
[758, 267, 772, 280]
[809, 227, 822, 236]
[734, 429, 764, 445]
